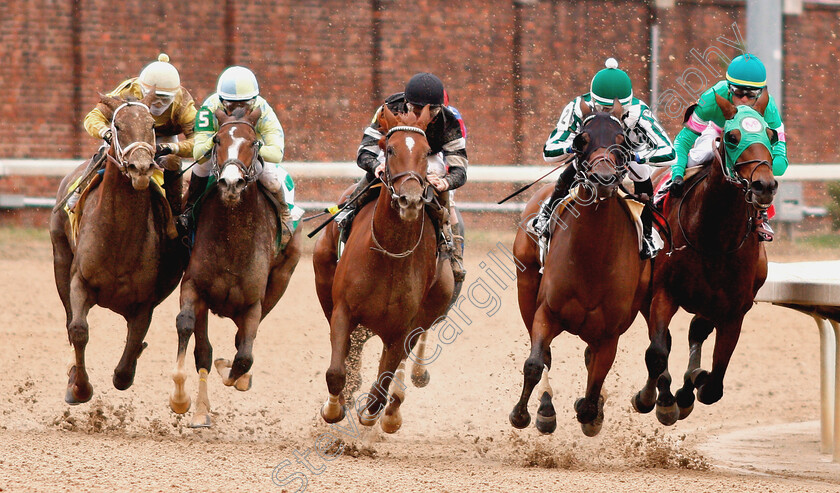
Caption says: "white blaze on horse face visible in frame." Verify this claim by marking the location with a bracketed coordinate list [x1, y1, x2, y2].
[226, 126, 247, 163]
[405, 136, 415, 153]
[220, 163, 243, 183]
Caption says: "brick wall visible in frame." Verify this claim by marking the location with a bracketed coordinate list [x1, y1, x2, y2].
[1, 1, 838, 164]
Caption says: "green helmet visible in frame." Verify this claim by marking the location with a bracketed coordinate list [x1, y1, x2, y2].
[726, 54, 766, 88]
[590, 58, 632, 106]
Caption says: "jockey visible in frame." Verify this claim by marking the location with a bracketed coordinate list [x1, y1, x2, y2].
[670, 53, 788, 241]
[186, 65, 293, 248]
[80, 53, 196, 210]
[534, 58, 675, 259]
[338, 72, 468, 281]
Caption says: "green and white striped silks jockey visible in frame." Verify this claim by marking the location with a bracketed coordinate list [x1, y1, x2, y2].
[543, 94, 676, 182]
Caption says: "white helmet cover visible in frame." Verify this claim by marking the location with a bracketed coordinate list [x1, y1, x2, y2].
[217, 66, 259, 101]
[138, 53, 180, 97]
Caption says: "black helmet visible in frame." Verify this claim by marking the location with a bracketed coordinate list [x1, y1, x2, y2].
[404, 73, 444, 106]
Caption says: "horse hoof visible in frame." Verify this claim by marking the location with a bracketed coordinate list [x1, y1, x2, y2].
[411, 369, 430, 388]
[678, 403, 694, 420]
[358, 411, 379, 427]
[656, 403, 680, 426]
[380, 412, 402, 434]
[535, 413, 556, 435]
[631, 392, 654, 414]
[675, 388, 695, 420]
[509, 409, 531, 429]
[234, 373, 252, 392]
[320, 401, 346, 424]
[580, 420, 603, 437]
[697, 384, 723, 405]
[169, 394, 191, 414]
[189, 414, 212, 428]
[64, 383, 93, 405]
[112, 371, 135, 391]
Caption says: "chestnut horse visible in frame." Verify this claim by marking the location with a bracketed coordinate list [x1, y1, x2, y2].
[169, 106, 302, 427]
[510, 100, 651, 436]
[50, 93, 186, 404]
[314, 105, 454, 433]
[631, 92, 778, 425]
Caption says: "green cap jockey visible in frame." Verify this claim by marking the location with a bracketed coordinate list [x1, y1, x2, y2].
[726, 54, 767, 88]
[590, 58, 633, 107]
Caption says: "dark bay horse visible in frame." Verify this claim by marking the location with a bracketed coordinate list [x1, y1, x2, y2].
[169, 106, 302, 427]
[510, 100, 651, 437]
[50, 92, 186, 404]
[632, 92, 778, 425]
[313, 105, 454, 433]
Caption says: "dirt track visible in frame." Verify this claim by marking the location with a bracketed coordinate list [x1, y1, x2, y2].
[1, 231, 838, 492]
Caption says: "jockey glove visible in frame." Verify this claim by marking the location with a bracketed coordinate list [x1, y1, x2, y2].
[101, 129, 113, 144]
[670, 175, 685, 198]
[155, 144, 174, 159]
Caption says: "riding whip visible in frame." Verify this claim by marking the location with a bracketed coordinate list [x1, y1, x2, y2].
[307, 176, 382, 238]
[53, 151, 110, 213]
[497, 154, 575, 204]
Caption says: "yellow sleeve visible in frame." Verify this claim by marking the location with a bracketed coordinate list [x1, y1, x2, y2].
[193, 130, 214, 162]
[256, 103, 285, 163]
[172, 93, 197, 158]
[83, 107, 110, 140]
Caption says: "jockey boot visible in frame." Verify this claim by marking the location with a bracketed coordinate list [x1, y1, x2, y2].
[67, 145, 109, 211]
[755, 209, 774, 242]
[272, 190, 294, 250]
[531, 164, 576, 238]
[439, 221, 466, 282]
[176, 174, 210, 238]
[635, 178, 654, 203]
[640, 206, 660, 260]
[451, 232, 466, 283]
[336, 177, 373, 243]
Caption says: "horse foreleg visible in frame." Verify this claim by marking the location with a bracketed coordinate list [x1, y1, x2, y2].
[381, 358, 408, 434]
[574, 339, 617, 437]
[674, 315, 715, 419]
[50, 226, 74, 327]
[113, 304, 153, 391]
[409, 329, 431, 388]
[217, 302, 261, 391]
[321, 305, 353, 424]
[342, 325, 372, 405]
[65, 275, 94, 405]
[191, 304, 212, 428]
[170, 288, 200, 415]
[510, 304, 557, 430]
[535, 348, 556, 435]
[696, 318, 743, 405]
[359, 340, 405, 428]
[633, 293, 678, 426]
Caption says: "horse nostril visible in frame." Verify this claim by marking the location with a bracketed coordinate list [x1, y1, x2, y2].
[751, 181, 765, 193]
[398, 196, 409, 208]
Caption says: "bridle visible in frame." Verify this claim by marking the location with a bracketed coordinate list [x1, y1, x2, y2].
[573, 114, 629, 200]
[713, 140, 773, 210]
[369, 125, 433, 258]
[106, 102, 155, 174]
[211, 119, 261, 184]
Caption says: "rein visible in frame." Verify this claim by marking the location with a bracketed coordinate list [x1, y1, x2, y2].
[108, 102, 155, 173]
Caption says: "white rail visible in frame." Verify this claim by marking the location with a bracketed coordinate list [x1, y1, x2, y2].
[755, 261, 840, 461]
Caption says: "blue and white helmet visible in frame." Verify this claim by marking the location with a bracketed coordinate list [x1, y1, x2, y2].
[216, 66, 259, 101]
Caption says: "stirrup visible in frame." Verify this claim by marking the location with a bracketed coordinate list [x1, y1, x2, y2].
[756, 224, 774, 242]
[335, 207, 353, 229]
[529, 206, 551, 237]
[640, 235, 660, 260]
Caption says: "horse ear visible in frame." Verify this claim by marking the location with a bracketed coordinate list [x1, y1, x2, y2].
[579, 98, 591, 119]
[766, 127, 779, 144]
[610, 98, 623, 118]
[214, 107, 228, 125]
[99, 93, 123, 113]
[753, 89, 769, 116]
[247, 105, 262, 126]
[140, 87, 157, 107]
[715, 92, 737, 120]
[415, 104, 432, 130]
[378, 103, 399, 133]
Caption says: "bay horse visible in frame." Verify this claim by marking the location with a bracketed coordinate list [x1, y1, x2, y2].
[50, 92, 186, 404]
[313, 104, 454, 433]
[631, 92, 778, 425]
[510, 100, 651, 436]
[169, 106, 302, 427]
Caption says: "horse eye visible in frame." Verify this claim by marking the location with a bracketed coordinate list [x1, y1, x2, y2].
[114, 124, 120, 131]
[387, 146, 395, 156]
[725, 131, 739, 144]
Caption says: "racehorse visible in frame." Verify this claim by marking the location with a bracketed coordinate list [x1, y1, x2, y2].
[509, 100, 651, 436]
[168, 106, 302, 427]
[50, 92, 186, 404]
[313, 104, 454, 433]
[631, 92, 778, 425]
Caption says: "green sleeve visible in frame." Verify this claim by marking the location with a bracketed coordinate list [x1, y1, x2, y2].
[763, 96, 788, 175]
[672, 127, 699, 179]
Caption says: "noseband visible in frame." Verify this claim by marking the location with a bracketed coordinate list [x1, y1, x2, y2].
[106, 102, 155, 174]
[212, 120, 260, 183]
[713, 143, 773, 210]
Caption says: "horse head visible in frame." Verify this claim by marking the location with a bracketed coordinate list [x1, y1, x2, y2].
[98, 92, 157, 190]
[715, 91, 778, 209]
[572, 99, 629, 199]
[212, 105, 263, 206]
[377, 104, 432, 222]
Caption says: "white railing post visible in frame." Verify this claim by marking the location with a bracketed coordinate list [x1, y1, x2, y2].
[815, 315, 835, 454]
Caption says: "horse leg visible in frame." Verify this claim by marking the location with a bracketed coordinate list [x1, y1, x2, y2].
[65, 275, 94, 405]
[50, 228, 74, 328]
[380, 358, 408, 434]
[535, 347, 556, 434]
[170, 285, 202, 415]
[190, 305, 212, 427]
[215, 302, 261, 391]
[409, 328, 432, 388]
[113, 304, 153, 390]
[695, 318, 743, 405]
[342, 325, 372, 405]
[510, 304, 558, 429]
[321, 305, 353, 423]
[632, 293, 680, 426]
[358, 340, 405, 428]
[575, 339, 617, 437]
[674, 315, 714, 419]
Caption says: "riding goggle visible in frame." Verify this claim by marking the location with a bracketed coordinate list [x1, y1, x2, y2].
[221, 97, 256, 113]
[728, 84, 763, 100]
[152, 94, 174, 106]
[405, 102, 442, 118]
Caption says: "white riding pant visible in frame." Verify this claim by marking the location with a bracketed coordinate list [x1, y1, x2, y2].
[687, 123, 722, 168]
